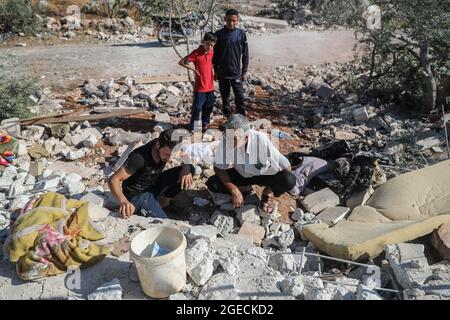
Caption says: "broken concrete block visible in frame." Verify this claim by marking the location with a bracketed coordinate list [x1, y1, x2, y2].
[346, 187, 374, 209]
[87, 202, 109, 221]
[164, 94, 180, 108]
[299, 275, 324, 299]
[316, 207, 350, 226]
[280, 276, 304, 298]
[385, 243, 433, 289]
[268, 252, 296, 274]
[8, 181, 26, 197]
[81, 192, 105, 207]
[215, 234, 254, 251]
[211, 211, 235, 236]
[238, 222, 266, 245]
[198, 273, 239, 300]
[0, 176, 14, 192]
[277, 228, 295, 248]
[154, 112, 171, 122]
[21, 125, 45, 141]
[352, 106, 369, 123]
[65, 148, 88, 161]
[301, 188, 340, 214]
[305, 282, 340, 300]
[169, 293, 187, 300]
[290, 208, 304, 222]
[167, 85, 181, 97]
[62, 173, 85, 196]
[87, 278, 122, 300]
[236, 205, 261, 225]
[153, 122, 172, 133]
[29, 160, 44, 178]
[189, 253, 215, 286]
[416, 136, 441, 151]
[246, 247, 268, 262]
[1, 118, 21, 137]
[335, 130, 356, 141]
[251, 119, 272, 130]
[334, 277, 360, 294]
[431, 223, 450, 261]
[356, 284, 382, 300]
[34, 175, 60, 192]
[9, 195, 31, 211]
[185, 238, 209, 272]
[82, 135, 98, 148]
[17, 140, 28, 157]
[186, 225, 217, 243]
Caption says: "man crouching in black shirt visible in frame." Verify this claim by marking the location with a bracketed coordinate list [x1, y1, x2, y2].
[108, 129, 194, 219]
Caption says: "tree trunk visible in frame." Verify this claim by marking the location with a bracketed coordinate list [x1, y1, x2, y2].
[420, 40, 437, 113]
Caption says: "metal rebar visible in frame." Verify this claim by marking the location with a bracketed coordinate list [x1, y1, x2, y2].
[321, 279, 401, 294]
[302, 252, 375, 268]
[442, 104, 450, 159]
[299, 246, 306, 275]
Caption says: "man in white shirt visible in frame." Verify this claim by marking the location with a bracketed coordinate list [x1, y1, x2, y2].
[207, 114, 296, 214]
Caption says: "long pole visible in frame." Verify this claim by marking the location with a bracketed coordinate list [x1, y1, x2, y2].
[442, 103, 450, 159]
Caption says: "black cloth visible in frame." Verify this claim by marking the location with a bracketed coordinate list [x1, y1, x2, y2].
[151, 165, 195, 199]
[189, 91, 215, 130]
[122, 140, 166, 199]
[218, 77, 246, 117]
[213, 27, 249, 79]
[206, 168, 296, 198]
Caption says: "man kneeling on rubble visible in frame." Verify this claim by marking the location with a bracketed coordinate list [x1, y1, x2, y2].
[206, 114, 296, 214]
[108, 128, 194, 219]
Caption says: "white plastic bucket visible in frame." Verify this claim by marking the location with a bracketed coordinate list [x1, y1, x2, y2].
[130, 226, 187, 298]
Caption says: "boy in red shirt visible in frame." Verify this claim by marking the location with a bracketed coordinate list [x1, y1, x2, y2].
[179, 32, 216, 131]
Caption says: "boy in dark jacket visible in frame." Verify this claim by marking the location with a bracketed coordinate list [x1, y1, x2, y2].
[213, 8, 249, 118]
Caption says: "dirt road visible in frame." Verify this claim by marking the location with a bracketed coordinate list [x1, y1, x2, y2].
[1, 29, 357, 90]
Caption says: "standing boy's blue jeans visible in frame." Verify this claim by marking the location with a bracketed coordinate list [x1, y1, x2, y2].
[190, 91, 215, 130]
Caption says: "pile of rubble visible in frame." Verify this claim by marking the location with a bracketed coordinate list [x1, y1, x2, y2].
[1, 58, 450, 299]
[41, 13, 153, 43]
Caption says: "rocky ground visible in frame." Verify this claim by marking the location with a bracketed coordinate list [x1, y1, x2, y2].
[0, 57, 449, 300]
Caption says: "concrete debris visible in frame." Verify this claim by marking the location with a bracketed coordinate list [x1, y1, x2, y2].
[316, 206, 350, 226]
[65, 148, 89, 161]
[210, 211, 235, 236]
[356, 284, 382, 300]
[268, 252, 297, 274]
[87, 278, 122, 300]
[186, 225, 218, 243]
[238, 222, 266, 245]
[300, 188, 340, 214]
[235, 205, 261, 225]
[185, 238, 210, 273]
[62, 173, 85, 196]
[198, 273, 239, 300]
[189, 252, 215, 286]
[385, 243, 433, 289]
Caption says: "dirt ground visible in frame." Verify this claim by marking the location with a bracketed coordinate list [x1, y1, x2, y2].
[0, 29, 357, 91]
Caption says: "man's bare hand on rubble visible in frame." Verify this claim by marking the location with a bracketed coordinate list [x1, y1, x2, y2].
[231, 187, 244, 208]
[179, 165, 194, 190]
[120, 200, 136, 219]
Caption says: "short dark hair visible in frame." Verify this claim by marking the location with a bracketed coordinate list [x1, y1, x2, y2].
[203, 32, 216, 42]
[158, 128, 178, 149]
[225, 8, 239, 17]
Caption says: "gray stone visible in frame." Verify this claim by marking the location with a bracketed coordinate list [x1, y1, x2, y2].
[81, 192, 105, 207]
[9, 195, 31, 211]
[34, 175, 60, 192]
[8, 181, 26, 197]
[268, 252, 297, 274]
[306, 283, 340, 300]
[280, 276, 304, 298]
[0, 177, 14, 192]
[316, 206, 350, 226]
[189, 252, 215, 286]
[246, 247, 268, 262]
[82, 135, 98, 148]
[65, 148, 88, 161]
[356, 284, 382, 300]
[277, 228, 295, 248]
[211, 211, 235, 236]
[62, 173, 85, 196]
[198, 273, 239, 300]
[21, 125, 45, 141]
[87, 278, 122, 300]
[251, 119, 272, 130]
[185, 238, 209, 272]
[164, 94, 180, 108]
[154, 112, 170, 122]
[299, 275, 324, 299]
[301, 188, 340, 214]
[236, 205, 261, 225]
[352, 107, 369, 123]
[186, 225, 218, 243]
[167, 86, 181, 97]
[215, 234, 254, 252]
[238, 222, 266, 245]
[416, 136, 441, 151]
[68, 128, 102, 146]
[385, 243, 433, 289]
